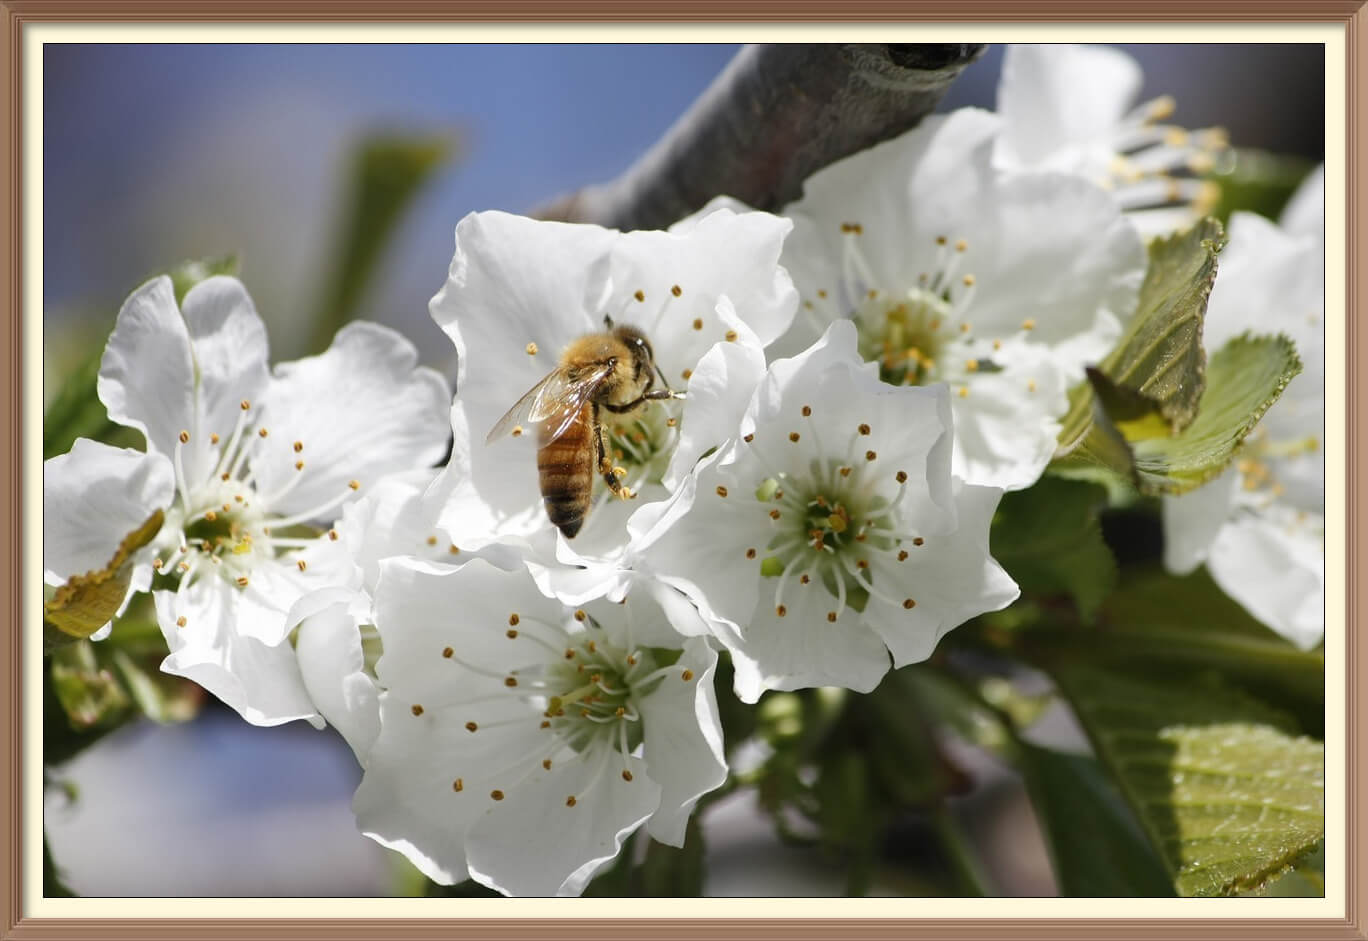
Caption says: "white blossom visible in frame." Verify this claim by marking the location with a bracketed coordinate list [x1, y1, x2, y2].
[773, 108, 1145, 491]
[43, 275, 452, 724]
[353, 555, 725, 896]
[631, 321, 1019, 701]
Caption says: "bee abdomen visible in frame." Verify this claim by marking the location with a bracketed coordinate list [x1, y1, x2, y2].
[538, 411, 594, 539]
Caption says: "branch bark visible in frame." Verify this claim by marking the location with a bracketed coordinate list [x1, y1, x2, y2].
[537, 43, 985, 231]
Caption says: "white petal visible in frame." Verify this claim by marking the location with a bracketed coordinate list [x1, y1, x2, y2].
[466, 750, 659, 897]
[631, 456, 761, 650]
[225, 533, 358, 646]
[43, 439, 173, 584]
[949, 350, 1069, 491]
[337, 467, 443, 590]
[610, 205, 798, 380]
[945, 171, 1143, 355]
[639, 637, 727, 846]
[1161, 468, 1240, 574]
[372, 556, 566, 703]
[994, 44, 1142, 173]
[778, 111, 1000, 349]
[863, 482, 1018, 667]
[1280, 164, 1324, 240]
[155, 584, 319, 727]
[97, 276, 196, 459]
[663, 301, 767, 489]
[250, 321, 451, 520]
[178, 276, 271, 483]
[430, 209, 613, 413]
[1207, 511, 1324, 650]
[435, 403, 546, 548]
[350, 693, 485, 886]
[729, 577, 894, 700]
[1205, 212, 1323, 357]
[293, 594, 381, 760]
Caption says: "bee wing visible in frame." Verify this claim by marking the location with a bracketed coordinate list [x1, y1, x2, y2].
[485, 361, 615, 445]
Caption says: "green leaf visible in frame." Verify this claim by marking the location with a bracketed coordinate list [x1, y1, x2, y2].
[640, 819, 706, 896]
[1246, 840, 1324, 897]
[44, 510, 164, 652]
[1096, 565, 1323, 733]
[1048, 664, 1323, 897]
[1130, 334, 1302, 494]
[1055, 218, 1224, 471]
[168, 254, 240, 305]
[310, 133, 456, 352]
[1020, 743, 1174, 896]
[990, 476, 1117, 621]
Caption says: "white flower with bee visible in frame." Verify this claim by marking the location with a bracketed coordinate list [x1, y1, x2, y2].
[43, 275, 451, 725]
[426, 206, 797, 593]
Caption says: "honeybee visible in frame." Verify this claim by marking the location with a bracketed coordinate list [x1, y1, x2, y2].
[487, 318, 682, 538]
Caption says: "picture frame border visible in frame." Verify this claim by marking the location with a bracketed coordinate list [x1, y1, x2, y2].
[4, 5, 1363, 936]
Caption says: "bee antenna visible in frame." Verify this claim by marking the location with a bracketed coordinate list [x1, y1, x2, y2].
[603, 314, 615, 329]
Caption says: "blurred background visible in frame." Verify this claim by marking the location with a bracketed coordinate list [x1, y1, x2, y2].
[42, 42, 1325, 896]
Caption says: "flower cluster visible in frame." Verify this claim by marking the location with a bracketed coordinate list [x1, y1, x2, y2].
[44, 43, 1323, 895]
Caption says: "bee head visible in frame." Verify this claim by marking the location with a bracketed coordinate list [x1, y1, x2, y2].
[612, 324, 656, 378]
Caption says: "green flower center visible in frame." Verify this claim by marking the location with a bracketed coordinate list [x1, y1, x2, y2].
[604, 400, 682, 491]
[854, 288, 954, 386]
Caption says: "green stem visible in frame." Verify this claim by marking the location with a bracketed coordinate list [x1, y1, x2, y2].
[930, 804, 996, 897]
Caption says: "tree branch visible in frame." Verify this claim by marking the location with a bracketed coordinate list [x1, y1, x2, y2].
[537, 43, 985, 231]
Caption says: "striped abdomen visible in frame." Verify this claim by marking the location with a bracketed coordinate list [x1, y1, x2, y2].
[537, 404, 596, 538]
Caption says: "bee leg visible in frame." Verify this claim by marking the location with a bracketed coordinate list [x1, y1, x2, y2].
[596, 421, 635, 500]
[603, 389, 685, 413]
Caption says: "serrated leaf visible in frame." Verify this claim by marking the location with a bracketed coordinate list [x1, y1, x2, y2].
[43, 510, 164, 652]
[1130, 334, 1302, 494]
[990, 476, 1117, 621]
[1056, 218, 1224, 466]
[168, 254, 240, 304]
[1020, 743, 1174, 897]
[310, 133, 456, 352]
[1048, 664, 1323, 897]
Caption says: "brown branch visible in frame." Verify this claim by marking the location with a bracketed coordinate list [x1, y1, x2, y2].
[537, 43, 986, 231]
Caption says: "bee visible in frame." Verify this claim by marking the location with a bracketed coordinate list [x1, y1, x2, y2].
[487, 318, 682, 538]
